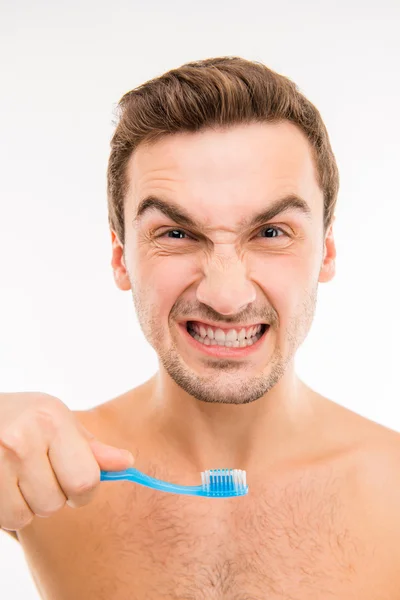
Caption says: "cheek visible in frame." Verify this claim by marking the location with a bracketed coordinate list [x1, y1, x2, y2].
[134, 253, 198, 315]
[250, 251, 318, 316]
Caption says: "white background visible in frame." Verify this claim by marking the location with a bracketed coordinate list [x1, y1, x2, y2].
[0, 0, 399, 597]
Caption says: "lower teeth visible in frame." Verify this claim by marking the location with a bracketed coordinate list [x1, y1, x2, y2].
[188, 327, 265, 347]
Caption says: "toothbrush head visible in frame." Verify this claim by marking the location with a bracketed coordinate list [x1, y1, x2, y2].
[201, 468, 248, 497]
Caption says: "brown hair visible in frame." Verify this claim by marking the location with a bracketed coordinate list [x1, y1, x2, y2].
[107, 56, 339, 245]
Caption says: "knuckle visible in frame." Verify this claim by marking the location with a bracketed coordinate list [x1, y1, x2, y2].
[70, 474, 99, 496]
[31, 407, 59, 434]
[4, 510, 33, 531]
[32, 399, 66, 428]
[31, 393, 64, 409]
[0, 428, 28, 459]
[36, 498, 66, 517]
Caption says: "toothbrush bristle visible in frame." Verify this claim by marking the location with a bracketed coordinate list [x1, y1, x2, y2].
[200, 468, 248, 497]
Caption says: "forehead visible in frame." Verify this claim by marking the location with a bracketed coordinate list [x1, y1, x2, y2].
[126, 121, 322, 221]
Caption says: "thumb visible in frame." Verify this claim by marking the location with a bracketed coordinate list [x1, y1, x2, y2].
[79, 423, 135, 471]
[89, 439, 135, 471]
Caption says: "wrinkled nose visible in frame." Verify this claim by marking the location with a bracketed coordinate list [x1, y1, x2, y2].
[196, 252, 256, 315]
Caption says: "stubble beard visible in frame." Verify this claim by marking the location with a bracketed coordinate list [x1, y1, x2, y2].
[131, 285, 318, 406]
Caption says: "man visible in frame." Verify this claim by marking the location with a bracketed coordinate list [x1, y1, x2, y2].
[2, 56, 400, 599]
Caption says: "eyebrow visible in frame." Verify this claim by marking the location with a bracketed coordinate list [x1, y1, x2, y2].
[134, 193, 312, 232]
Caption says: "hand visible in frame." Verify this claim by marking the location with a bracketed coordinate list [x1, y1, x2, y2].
[0, 392, 134, 532]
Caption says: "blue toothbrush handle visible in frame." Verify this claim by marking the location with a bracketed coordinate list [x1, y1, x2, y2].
[100, 467, 204, 495]
[100, 467, 154, 486]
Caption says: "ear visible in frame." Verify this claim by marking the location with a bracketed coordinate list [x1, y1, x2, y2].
[110, 229, 131, 291]
[319, 217, 336, 283]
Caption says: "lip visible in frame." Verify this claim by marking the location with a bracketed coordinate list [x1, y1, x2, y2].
[179, 322, 269, 358]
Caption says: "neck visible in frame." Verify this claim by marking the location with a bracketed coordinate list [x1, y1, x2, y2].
[145, 364, 321, 473]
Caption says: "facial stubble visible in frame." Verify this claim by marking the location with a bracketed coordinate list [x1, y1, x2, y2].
[130, 281, 318, 406]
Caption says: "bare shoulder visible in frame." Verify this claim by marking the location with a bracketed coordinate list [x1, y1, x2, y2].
[321, 396, 400, 531]
[322, 396, 400, 473]
[352, 414, 400, 495]
[71, 377, 155, 449]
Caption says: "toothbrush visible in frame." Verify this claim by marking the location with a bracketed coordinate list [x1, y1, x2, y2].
[100, 467, 248, 497]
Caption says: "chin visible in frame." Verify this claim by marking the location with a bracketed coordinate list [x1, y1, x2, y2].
[161, 350, 287, 406]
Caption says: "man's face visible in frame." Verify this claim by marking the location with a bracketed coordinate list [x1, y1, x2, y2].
[111, 122, 335, 405]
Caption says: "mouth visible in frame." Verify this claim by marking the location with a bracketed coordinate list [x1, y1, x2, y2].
[181, 320, 269, 358]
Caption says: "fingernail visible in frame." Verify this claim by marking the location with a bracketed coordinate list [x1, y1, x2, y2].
[121, 450, 134, 464]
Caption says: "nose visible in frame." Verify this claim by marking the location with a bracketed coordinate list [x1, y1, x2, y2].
[196, 251, 256, 315]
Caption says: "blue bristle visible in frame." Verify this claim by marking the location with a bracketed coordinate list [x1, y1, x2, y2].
[200, 467, 247, 496]
[210, 469, 230, 495]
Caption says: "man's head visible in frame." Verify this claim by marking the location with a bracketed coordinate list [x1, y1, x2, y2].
[109, 56, 338, 405]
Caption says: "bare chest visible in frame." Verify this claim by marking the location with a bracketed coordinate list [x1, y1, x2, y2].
[19, 470, 395, 600]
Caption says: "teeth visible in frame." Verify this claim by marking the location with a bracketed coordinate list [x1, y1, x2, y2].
[199, 325, 207, 338]
[238, 328, 246, 341]
[226, 329, 238, 342]
[214, 328, 226, 342]
[192, 323, 263, 341]
[188, 322, 266, 347]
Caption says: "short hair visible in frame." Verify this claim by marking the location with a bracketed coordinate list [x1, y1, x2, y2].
[107, 56, 339, 244]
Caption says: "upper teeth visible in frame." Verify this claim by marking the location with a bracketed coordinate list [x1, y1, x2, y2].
[190, 323, 262, 342]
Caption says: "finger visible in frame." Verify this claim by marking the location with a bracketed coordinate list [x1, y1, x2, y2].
[78, 422, 135, 470]
[87, 439, 135, 471]
[15, 449, 67, 518]
[47, 421, 102, 509]
[0, 459, 34, 531]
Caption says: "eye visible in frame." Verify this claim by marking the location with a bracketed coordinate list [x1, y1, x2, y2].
[160, 229, 191, 239]
[157, 229, 193, 240]
[257, 226, 287, 238]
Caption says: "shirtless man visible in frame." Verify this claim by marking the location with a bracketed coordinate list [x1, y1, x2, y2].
[1, 56, 399, 600]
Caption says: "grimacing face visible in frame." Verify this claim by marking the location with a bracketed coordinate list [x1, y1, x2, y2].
[111, 122, 336, 405]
